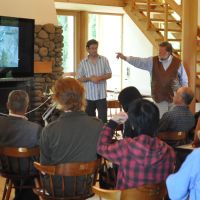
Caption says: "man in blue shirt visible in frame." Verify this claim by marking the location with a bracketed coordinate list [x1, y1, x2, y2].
[166, 148, 200, 200]
[78, 39, 112, 123]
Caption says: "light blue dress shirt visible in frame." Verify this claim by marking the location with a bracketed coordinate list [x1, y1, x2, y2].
[166, 148, 200, 200]
[77, 55, 112, 100]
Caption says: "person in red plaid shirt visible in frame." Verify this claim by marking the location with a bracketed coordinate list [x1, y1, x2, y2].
[97, 99, 176, 189]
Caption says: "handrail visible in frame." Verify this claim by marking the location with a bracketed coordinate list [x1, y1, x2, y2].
[164, 2, 168, 41]
[165, 0, 182, 16]
[147, 0, 151, 30]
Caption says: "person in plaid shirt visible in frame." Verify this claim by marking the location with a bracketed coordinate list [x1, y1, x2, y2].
[97, 99, 176, 189]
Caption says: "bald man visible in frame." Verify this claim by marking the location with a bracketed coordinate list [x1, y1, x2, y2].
[158, 87, 195, 133]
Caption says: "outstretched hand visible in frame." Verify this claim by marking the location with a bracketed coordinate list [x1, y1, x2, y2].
[111, 112, 128, 124]
[116, 52, 126, 60]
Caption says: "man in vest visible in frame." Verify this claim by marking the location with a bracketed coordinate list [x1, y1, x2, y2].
[116, 42, 188, 117]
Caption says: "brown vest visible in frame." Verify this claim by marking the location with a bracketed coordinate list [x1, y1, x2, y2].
[151, 56, 181, 103]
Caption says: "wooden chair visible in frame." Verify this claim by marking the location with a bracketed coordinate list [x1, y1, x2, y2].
[98, 158, 117, 190]
[157, 131, 187, 147]
[107, 100, 123, 137]
[107, 100, 122, 119]
[33, 159, 100, 200]
[0, 147, 40, 200]
[93, 182, 167, 200]
[92, 186, 121, 200]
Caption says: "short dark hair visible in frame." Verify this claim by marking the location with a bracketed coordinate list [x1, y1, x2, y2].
[159, 41, 173, 54]
[86, 39, 98, 48]
[7, 90, 29, 113]
[181, 92, 194, 105]
[118, 86, 142, 112]
[128, 99, 159, 137]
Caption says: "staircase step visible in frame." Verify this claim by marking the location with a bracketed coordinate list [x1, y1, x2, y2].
[134, 2, 163, 6]
[151, 18, 181, 23]
[138, 8, 166, 13]
[155, 28, 182, 32]
[139, 18, 181, 24]
[168, 38, 182, 41]
[173, 49, 181, 52]
[134, 0, 161, 3]
[155, 38, 164, 42]
[137, 7, 174, 13]
[155, 38, 181, 42]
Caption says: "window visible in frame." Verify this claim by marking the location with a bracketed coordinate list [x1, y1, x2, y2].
[57, 15, 75, 73]
[88, 13, 123, 95]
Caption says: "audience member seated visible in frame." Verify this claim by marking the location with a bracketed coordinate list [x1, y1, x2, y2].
[166, 148, 200, 200]
[40, 77, 103, 195]
[0, 90, 42, 200]
[118, 86, 142, 138]
[97, 99, 175, 189]
[158, 86, 195, 133]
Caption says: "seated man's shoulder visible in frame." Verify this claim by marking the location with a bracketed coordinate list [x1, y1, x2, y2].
[25, 120, 42, 130]
[163, 106, 184, 118]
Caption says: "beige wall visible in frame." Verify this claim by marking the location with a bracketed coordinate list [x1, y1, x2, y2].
[0, 0, 57, 25]
[122, 14, 153, 95]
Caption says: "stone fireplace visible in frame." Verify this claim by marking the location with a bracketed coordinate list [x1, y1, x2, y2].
[31, 23, 64, 124]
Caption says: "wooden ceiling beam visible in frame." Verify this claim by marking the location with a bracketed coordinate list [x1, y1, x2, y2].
[54, 0, 125, 7]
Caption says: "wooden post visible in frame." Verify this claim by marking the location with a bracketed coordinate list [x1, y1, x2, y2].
[182, 0, 198, 112]
[79, 11, 88, 61]
[147, 0, 151, 30]
[164, 2, 168, 41]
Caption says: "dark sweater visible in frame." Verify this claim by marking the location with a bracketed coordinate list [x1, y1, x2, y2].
[0, 115, 42, 147]
[158, 105, 195, 133]
[40, 111, 103, 165]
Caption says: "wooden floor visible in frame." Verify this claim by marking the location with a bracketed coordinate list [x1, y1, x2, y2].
[0, 177, 100, 200]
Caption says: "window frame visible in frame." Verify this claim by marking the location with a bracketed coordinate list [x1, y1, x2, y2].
[56, 10, 81, 75]
[88, 11, 124, 91]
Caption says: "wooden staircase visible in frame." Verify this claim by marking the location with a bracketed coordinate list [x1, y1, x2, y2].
[123, 0, 200, 101]
[123, 0, 182, 54]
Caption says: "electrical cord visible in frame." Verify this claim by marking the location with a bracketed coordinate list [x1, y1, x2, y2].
[25, 96, 52, 115]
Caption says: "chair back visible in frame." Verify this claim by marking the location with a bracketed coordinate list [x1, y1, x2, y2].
[121, 182, 167, 200]
[93, 182, 166, 200]
[107, 100, 123, 136]
[0, 147, 40, 179]
[34, 159, 100, 200]
[157, 131, 187, 147]
[107, 100, 122, 119]
[92, 186, 121, 200]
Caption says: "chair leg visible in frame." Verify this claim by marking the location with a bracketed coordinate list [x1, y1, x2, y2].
[2, 178, 9, 200]
[34, 178, 44, 200]
[5, 180, 12, 200]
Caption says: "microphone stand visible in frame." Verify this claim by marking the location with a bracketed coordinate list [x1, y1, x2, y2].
[42, 102, 57, 126]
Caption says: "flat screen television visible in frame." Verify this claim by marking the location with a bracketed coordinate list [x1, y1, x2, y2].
[0, 16, 35, 78]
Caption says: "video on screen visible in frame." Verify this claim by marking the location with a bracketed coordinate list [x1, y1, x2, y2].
[0, 26, 19, 68]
